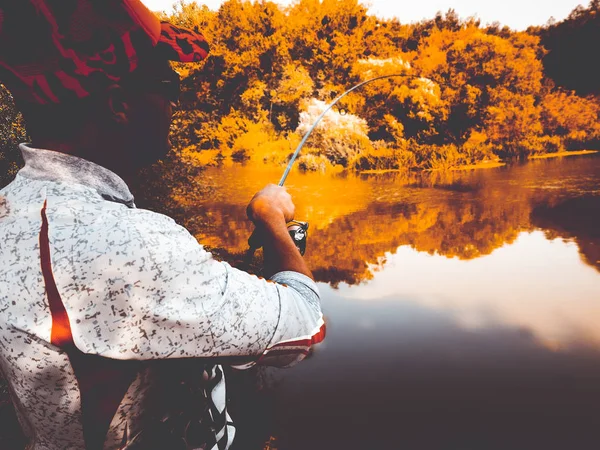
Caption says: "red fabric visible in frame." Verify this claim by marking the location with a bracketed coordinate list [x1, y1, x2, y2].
[0, 0, 209, 105]
[258, 322, 327, 364]
[40, 200, 74, 348]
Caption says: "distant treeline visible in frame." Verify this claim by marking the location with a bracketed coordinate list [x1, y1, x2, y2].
[1, 0, 600, 186]
[164, 0, 600, 171]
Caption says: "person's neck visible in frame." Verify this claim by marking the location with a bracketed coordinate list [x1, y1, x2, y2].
[31, 136, 138, 187]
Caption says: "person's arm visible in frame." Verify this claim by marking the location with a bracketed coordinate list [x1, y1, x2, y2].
[238, 184, 324, 368]
[48, 190, 324, 368]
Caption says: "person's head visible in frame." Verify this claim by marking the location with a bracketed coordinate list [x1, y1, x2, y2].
[19, 56, 181, 170]
[0, 0, 209, 173]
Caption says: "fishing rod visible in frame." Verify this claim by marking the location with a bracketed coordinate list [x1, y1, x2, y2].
[248, 73, 412, 256]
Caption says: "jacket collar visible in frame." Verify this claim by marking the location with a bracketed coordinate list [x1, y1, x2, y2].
[18, 144, 135, 208]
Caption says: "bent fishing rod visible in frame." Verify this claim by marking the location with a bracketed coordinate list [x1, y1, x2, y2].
[247, 73, 413, 257]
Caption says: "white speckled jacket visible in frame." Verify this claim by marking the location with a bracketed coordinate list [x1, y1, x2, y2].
[0, 144, 325, 450]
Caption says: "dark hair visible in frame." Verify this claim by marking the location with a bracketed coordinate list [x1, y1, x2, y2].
[19, 57, 177, 143]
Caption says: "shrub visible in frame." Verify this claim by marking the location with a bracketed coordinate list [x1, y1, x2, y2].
[410, 141, 465, 170]
[350, 144, 416, 171]
[461, 130, 495, 163]
[297, 153, 332, 172]
[296, 99, 373, 166]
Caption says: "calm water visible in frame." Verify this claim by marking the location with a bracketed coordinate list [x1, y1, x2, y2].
[176, 155, 600, 450]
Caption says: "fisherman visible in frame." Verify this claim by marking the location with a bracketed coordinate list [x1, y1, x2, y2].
[0, 1, 325, 449]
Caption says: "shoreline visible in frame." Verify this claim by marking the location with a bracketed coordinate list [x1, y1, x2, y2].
[359, 160, 506, 175]
[358, 150, 599, 175]
[193, 149, 599, 175]
[450, 161, 506, 171]
[528, 150, 598, 160]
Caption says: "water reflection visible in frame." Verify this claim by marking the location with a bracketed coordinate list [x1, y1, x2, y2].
[532, 196, 600, 272]
[147, 154, 600, 449]
[341, 232, 600, 350]
[167, 154, 600, 284]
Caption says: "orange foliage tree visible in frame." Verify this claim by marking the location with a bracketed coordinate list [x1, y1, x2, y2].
[1, 0, 599, 183]
[160, 0, 599, 171]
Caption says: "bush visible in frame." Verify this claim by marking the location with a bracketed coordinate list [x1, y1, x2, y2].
[297, 153, 332, 172]
[461, 130, 495, 163]
[539, 135, 565, 153]
[296, 99, 373, 166]
[410, 141, 465, 170]
[350, 142, 416, 171]
[512, 135, 565, 158]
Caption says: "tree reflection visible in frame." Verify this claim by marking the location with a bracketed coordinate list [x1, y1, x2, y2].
[141, 156, 600, 287]
[532, 196, 600, 273]
[305, 198, 529, 286]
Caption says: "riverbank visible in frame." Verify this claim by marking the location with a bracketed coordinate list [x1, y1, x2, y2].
[450, 161, 507, 171]
[360, 161, 506, 174]
[529, 150, 598, 159]
[344, 150, 598, 175]
[180, 147, 599, 177]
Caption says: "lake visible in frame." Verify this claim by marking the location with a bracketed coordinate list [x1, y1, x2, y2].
[172, 154, 600, 450]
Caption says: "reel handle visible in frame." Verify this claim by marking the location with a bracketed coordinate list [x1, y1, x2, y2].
[286, 220, 308, 256]
[247, 220, 309, 256]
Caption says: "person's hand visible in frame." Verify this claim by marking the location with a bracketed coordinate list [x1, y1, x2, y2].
[247, 184, 295, 226]
[246, 185, 312, 278]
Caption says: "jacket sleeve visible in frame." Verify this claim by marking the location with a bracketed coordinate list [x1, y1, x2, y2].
[51, 206, 325, 366]
[251, 271, 325, 368]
